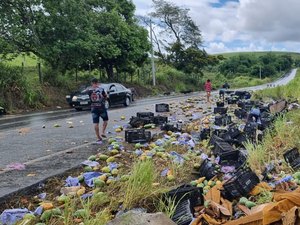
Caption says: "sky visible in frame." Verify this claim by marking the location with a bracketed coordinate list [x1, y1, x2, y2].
[132, 0, 300, 54]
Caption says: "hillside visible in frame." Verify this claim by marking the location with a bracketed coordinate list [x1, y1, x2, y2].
[216, 51, 300, 60]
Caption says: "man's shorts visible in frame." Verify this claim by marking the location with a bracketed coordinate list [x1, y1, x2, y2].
[91, 108, 109, 124]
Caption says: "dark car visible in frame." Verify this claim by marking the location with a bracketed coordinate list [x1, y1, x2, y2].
[0, 106, 6, 115]
[66, 83, 134, 111]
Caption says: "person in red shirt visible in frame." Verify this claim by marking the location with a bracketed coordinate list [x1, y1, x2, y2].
[204, 79, 212, 103]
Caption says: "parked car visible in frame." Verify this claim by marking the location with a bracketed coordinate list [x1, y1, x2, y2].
[0, 106, 6, 115]
[66, 83, 134, 111]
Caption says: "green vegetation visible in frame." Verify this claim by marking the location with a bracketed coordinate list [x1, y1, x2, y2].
[122, 160, 158, 209]
[155, 195, 179, 219]
[254, 69, 300, 101]
[0, 0, 298, 112]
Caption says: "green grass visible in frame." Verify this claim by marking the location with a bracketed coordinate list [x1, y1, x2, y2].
[122, 160, 158, 209]
[253, 68, 300, 100]
[3, 53, 39, 67]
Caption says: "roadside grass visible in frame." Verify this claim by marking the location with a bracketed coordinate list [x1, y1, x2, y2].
[122, 160, 159, 209]
[154, 194, 179, 219]
[253, 68, 300, 101]
[246, 112, 300, 174]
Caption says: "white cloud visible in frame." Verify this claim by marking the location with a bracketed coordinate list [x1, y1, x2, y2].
[132, 0, 300, 54]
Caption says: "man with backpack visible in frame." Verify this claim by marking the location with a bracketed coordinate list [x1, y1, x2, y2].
[85, 78, 109, 144]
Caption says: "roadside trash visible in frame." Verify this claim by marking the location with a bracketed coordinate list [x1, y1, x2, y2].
[155, 103, 170, 112]
[53, 124, 61, 128]
[153, 116, 168, 125]
[214, 115, 232, 126]
[200, 128, 210, 140]
[216, 101, 225, 107]
[167, 185, 203, 225]
[5, 163, 26, 171]
[129, 116, 152, 128]
[233, 91, 251, 100]
[82, 172, 102, 187]
[37, 193, 47, 200]
[283, 148, 300, 169]
[211, 137, 235, 156]
[125, 129, 151, 143]
[65, 176, 80, 187]
[234, 108, 247, 119]
[269, 100, 287, 114]
[60, 186, 82, 196]
[137, 112, 154, 119]
[170, 151, 185, 164]
[0, 208, 30, 225]
[198, 159, 219, 180]
[222, 167, 260, 200]
[227, 97, 238, 104]
[81, 160, 99, 167]
[213, 107, 228, 115]
[34, 206, 43, 216]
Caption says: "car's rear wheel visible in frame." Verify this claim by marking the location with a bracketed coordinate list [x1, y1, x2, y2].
[105, 100, 110, 109]
[124, 96, 131, 106]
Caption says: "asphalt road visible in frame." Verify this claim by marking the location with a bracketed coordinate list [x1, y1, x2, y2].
[0, 69, 297, 201]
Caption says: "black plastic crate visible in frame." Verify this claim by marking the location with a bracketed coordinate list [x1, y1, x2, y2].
[167, 185, 203, 225]
[221, 127, 242, 144]
[216, 101, 225, 107]
[214, 115, 232, 126]
[136, 112, 154, 119]
[153, 116, 168, 125]
[209, 135, 224, 147]
[171, 199, 193, 225]
[161, 123, 180, 132]
[213, 140, 235, 156]
[129, 116, 153, 128]
[227, 98, 238, 104]
[213, 128, 228, 138]
[234, 108, 248, 119]
[155, 103, 170, 112]
[222, 167, 260, 200]
[234, 91, 251, 100]
[234, 134, 247, 146]
[214, 107, 228, 115]
[244, 122, 258, 139]
[283, 148, 300, 169]
[219, 150, 246, 169]
[125, 129, 151, 143]
[200, 128, 210, 140]
[198, 159, 218, 180]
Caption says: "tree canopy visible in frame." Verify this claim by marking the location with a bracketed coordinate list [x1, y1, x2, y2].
[0, 0, 150, 80]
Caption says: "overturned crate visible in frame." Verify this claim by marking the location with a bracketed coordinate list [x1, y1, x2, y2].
[153, 116, 168, 125]
[136, 112, 154, 119]
[125, 129, 151, 143]
[214, 115, 232, 126]
[155, 103, 170, 112]
[214, 107, 228, 115]
[167, 184, 203, 225]
[283, 148, 300, 170]
[222, 167, 260, 200]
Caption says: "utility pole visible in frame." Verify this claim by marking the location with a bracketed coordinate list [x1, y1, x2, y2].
[259, 65, 262, 80]
[150, 18, 156, 86]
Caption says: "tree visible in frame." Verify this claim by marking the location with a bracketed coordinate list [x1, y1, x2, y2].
[151, 0, 202, 47]
[0, 0, 150, 81]
[92, 8, 150, 81]
[150, 0, 211, 75]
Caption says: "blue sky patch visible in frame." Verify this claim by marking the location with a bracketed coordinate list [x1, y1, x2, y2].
[210, 0, 239, 8]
